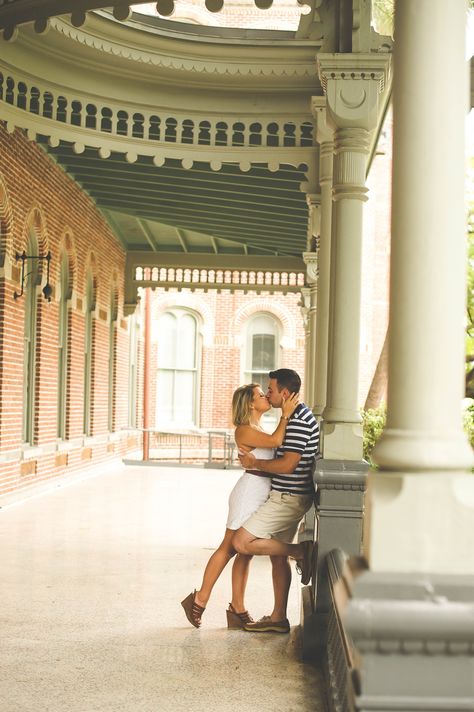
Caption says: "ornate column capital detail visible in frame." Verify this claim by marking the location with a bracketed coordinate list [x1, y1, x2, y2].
[311, 97, 334, 146]
[303, 251, 319, 286]
[317, 54, 391, 131]
[332, 127, 370, 202]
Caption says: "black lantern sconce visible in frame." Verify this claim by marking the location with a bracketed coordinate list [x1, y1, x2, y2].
[13, 250, 53, 302]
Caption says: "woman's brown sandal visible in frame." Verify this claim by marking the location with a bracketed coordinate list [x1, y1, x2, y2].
[181, 590, 205, 628]
[226, 603, 254, 629]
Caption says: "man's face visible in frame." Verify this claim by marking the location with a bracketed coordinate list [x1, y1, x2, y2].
[266, 378, 288, 408]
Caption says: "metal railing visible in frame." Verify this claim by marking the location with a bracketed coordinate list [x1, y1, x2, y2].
[141, 428, 237, 468]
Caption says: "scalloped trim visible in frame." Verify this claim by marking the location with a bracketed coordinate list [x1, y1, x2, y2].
[49, 16, 317, 79]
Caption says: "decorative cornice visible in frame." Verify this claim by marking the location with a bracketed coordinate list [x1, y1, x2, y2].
[48, 15, 318, 81]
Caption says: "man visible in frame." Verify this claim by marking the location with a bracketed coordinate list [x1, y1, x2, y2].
[232, 368, 319, 634]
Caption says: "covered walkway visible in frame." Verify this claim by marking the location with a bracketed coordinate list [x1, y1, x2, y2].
[1, 464, 326, 712]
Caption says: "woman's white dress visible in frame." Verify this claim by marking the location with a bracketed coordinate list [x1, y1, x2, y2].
[226, 447, 274, 530]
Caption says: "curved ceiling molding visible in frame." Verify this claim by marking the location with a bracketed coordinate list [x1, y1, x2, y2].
[47, 15, 319, 83]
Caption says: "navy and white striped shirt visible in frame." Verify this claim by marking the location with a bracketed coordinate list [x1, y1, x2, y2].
[271, 403, 319, 496]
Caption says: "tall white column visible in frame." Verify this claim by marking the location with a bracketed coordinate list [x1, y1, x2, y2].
[311, 99, 334, 418]
[367, 0, 474, 574]
[372, 0, 473, 472]
[318, 55, 390, 459]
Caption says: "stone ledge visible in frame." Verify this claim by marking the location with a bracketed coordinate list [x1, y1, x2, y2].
[314, 459, 369, 491]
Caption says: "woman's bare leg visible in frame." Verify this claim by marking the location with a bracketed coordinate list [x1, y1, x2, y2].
[195, 529, 236, 608]
[230, 553, 253, 612]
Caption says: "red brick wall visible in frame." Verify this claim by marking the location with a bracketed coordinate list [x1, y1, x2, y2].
[0, 123, 132, 498]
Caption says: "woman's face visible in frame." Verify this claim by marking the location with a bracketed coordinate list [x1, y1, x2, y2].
[251, 386, 271, 415]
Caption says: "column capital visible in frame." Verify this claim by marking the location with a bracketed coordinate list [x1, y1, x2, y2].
[317, 53, 391, 131]
[303, 251, 318, 286]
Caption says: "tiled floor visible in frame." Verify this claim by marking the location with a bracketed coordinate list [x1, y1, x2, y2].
[0, 464, 327, 712]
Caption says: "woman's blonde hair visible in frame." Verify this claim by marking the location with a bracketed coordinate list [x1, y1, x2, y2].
[231, 383, 260, 426]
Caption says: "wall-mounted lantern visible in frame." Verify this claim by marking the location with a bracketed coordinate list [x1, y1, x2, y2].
[13, 250, 52, 302]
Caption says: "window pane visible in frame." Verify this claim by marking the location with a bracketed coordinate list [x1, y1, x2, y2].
[176, 313, 196, 369]
[156, 370, 173, 424]
[158, 313, 176, 368]
[252, 334, 275, 370]
[174, 371, 194, 422]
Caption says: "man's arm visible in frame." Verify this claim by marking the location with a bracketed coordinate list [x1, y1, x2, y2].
[239, 450, 301, 475]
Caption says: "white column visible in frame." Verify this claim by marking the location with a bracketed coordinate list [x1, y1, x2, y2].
[367, 0, 474, 574]
[372, 0, 473, 472]
[318, 55, 390, 459]
[311, 100, 334, 418]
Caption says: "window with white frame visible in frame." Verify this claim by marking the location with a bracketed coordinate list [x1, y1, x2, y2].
[243, 313, 280, 386]
[83, 272, 95, 436]
[156, 309, 200, 427]
[22, 228, 39, 444]
[107, 288, 118, 432]
[127, 311, 140, 429]
[57, 251, 69, 440]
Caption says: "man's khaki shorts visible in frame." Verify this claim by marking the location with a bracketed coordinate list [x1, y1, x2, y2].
[242, 490, 314, 544]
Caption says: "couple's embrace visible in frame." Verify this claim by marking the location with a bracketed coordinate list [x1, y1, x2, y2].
[181, 368, 319, 633]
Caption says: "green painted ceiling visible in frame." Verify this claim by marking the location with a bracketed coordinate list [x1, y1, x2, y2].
[40, 139, 309, 258]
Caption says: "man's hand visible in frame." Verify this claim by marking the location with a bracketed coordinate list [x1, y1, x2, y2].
[239, 451, 257, 469]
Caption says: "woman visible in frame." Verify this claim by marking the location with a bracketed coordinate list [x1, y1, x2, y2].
[181, 383, 298, 629]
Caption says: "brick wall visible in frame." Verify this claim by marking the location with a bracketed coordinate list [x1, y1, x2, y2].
[0, 123, 135, 498]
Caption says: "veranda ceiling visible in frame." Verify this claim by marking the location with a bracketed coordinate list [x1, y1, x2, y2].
[0, 8, 321, 263]
[40, 141, 310, 257]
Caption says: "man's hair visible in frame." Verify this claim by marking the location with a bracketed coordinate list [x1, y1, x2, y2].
[231, 383, 261, 426]
[268, 368, 301, 394]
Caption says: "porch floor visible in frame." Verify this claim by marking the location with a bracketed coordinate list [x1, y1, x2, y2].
[0, 463, 327, 712]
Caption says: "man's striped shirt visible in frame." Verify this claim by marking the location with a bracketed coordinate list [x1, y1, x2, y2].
[271, 403, 319, 496]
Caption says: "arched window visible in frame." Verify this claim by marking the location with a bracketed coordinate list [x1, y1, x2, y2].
[156, 309, 200, 427]
[22, 228, 39, 444]
[243, 313, 280, 386]
[57, 251, 70, 439]
[128, 311, 140, 429]
[83, 272, 95, 436]
[108, 288, 118, 432]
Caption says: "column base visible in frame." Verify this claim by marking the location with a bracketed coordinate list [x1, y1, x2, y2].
[346, 571, 474, 711]
[322, 420, 364, 460]
[372, 427, 474, 471]
[365, 470, 474, 574]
